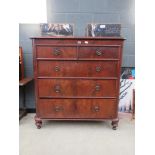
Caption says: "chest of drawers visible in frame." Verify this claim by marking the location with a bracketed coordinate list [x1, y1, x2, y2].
[31, 37, 124, 129]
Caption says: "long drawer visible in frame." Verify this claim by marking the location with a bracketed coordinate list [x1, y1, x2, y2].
[38, 79, 117, 98]
[37, 61, 118, 77]
[38, 99, 117, 119]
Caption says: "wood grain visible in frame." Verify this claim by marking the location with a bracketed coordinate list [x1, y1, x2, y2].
[32, 37, 124, 129]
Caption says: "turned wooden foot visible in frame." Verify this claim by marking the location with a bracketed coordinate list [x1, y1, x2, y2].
[34, 115, 42, 129]
[111, 118, 119, 130]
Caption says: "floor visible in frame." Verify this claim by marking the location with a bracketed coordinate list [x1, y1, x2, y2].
[19, 113, 135, 155]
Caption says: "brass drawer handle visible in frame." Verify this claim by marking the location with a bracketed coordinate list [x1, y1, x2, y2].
[55, 66, 60, 72]
[96, 66, 101, 72]
[53, 48, 61, 56]
[54, 106, 63, 112]
[54, 85, 61, 93]
[96, 49, 102, 56]
[93, 106, 100, 112]
[95, 85, 101, 91]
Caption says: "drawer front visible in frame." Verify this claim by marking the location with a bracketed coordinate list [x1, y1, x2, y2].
[38, 61, 118, 77]
[78, 46, 119, 59]
[38, 79, 117, 97]
[36, 46, 77, 59]
[34, 38, 124, 46]
[38, 99, 117, 119]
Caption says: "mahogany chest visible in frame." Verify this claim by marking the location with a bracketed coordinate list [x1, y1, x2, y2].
[31, 37, 124, 129]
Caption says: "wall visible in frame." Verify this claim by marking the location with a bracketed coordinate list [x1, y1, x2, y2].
[19, 0, 135, 109]
[19, 24, 41, 109]
[47, 0, 135, 66]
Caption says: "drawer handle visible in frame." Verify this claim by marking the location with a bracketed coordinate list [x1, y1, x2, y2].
[95, 85, 101, 91]
[55, 66, 60, 72]
[96, 50, 102, 56]
[54, 106, 63, 112]
[53, 48, 61, 56]
[96, 66, 101, 72]
[54, 85, 61, 93]
[93, 106, 100, 112]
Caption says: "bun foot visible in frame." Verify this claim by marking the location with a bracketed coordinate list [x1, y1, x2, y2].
[34, 115, 42, 129]
[36, 123, 42, 129]
[111, 118, 119, 130]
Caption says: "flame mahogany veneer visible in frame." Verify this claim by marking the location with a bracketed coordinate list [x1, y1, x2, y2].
[31, 37, 125, 129]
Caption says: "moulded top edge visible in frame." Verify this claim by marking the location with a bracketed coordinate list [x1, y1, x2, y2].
[30, 36, 125, 40]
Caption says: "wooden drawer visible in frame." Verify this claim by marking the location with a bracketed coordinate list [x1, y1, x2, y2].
[36, 46, 77, 59]
[78, 46, 119, 59]
[38, 99, 117, 119]
[33, 38, 124, 46]
[38, 61, 118, 77]
[38, 79, 117, 97]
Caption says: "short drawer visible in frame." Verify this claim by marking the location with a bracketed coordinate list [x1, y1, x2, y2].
[78, 46, 119, 59]
[38, 61, 118, 77]
[38, 99, 117, 119]
[36, 46, 77, 59]
[38, 79, 117, 97]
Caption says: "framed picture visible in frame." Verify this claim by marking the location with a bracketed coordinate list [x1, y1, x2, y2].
[40, 23, 74, 36]
[86, 23, 121, 37]
[119, 67, 135, 113]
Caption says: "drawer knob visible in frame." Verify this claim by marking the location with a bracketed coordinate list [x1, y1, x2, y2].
[96, 66, 101, 72]
[77, 41, 82, 44]
[54, 85, 61, 93]
[84, 41, 89, 44]
[93, 106, 100, 112]
[53, 48, 61, 56]
[54, 106, 63, 112]
[96, 50, 102, 56]
[95, 85, 101, 91]
[55, 66, 60, 72]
